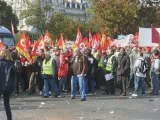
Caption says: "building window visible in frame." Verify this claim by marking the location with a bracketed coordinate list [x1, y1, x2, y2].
[67, 3, 70, 7]
[72, 3, 75, 8]
[82, 5, 85, 9]
[77, 4, 80, 9]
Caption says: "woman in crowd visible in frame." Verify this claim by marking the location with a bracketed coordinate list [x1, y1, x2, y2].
[0, 49, 16, 120]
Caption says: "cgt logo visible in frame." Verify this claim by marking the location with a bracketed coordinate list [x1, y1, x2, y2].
[79, 43, 86, 49]
[93, 40, 99, 48]
[20, 39, 27, 51]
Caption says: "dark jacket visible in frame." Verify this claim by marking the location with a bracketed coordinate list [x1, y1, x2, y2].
[35, 56, 44, 73]
[117, 53, 130, 77]
[0, 59, 16, 94]
[87, 55, 98, 79]
[71, 54, 88, 76]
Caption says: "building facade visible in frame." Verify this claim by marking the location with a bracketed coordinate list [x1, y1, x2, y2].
[3, 0, 89, 31]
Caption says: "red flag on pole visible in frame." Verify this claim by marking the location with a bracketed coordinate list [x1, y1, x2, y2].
[26, 36, 31, 47]
[44, 30, 51, 43]
[101, 32, 109, 51]
[78, 37, 89, 49]
[134, 32, 139, 41]
[57, 33, 65, 49]
[32, 35, 44, 55]
[88, 30, 93, 48]
[0, 39, 4, 50]
[92, 33, 102, 51]
[75, 27, 82, 45]
[55, 36, 58, 45]
[16, 32, 33, 63]
[152, 26, 160, 44]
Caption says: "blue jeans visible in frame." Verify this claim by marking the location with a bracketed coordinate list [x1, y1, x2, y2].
[59, 77, 66, 94]
[151, 73, 160, 94]
[129, 69, 135, 88]
[134, 76, 145, 95]
[44, 78, 58, 97]
[71, 75, 87, 99]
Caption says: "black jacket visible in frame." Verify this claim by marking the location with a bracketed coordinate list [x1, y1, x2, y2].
[87, 55, 98, 79]
[0, 59, 16, 94]
[35, 56, 44, 73]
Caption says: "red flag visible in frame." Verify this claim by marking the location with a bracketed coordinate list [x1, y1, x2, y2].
[134, 32, 139, 41]
[16, 32, 33, 63]
[57, 33, 65, 49]
[55, 36, 58, 45]
[101, 32, 109, 51]
[152, 26, 160, 44]
[11, 20, 15, 35]
[92, 33, 102, 51]
[26, 36, 31, 47]
[101, 32, 106, 46]
[39, 35, 45, 50]
[0, 39, 4, 50]
[88, 30, 93, 48]
[78, 37, 89, 49]
[32, 35, 44, 55]
[75, 27, 82, 45]
[44, 30, 51, 43]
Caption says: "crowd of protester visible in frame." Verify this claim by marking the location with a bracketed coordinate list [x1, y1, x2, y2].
[0, 45, 160, 120]
[2, 46, 160, 98]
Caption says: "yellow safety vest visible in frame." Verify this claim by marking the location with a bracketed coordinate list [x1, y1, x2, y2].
[106, 55, 114, 71]
[98, 59, 103, 67]
[42, 58, 53, 75]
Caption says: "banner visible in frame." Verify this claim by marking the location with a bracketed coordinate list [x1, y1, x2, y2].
[111, 34, 134, 47]
[139, 27, 160, 47]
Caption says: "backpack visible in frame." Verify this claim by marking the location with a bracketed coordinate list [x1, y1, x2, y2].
[139, 59, 149, 74]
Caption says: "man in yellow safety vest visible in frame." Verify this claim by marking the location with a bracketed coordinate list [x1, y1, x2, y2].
[103, 49, 117, 95]
[41, 51, 59, 98]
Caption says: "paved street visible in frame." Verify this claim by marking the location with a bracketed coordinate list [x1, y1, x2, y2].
[0, 91, 160, 120]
